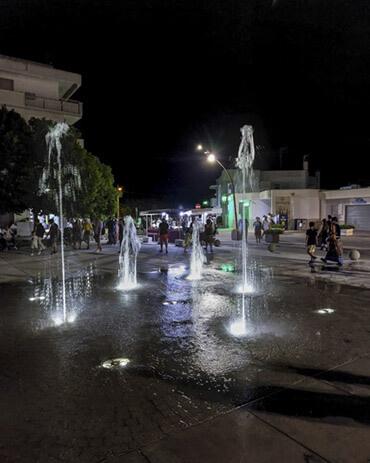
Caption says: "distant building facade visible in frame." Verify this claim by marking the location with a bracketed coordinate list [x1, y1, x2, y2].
[211, 157, 321, 230]
[0, 54, 82, 125]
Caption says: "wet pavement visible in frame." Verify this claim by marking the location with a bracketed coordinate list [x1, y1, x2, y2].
[1, 233, 370, 462]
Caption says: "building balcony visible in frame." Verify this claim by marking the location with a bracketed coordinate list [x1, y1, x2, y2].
[25, 93, 82, 122]
[0, 88, 83, 125]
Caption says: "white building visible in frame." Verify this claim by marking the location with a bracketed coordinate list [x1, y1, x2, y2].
[0, 54, 82, 125]
[211, 158, 370, 230]
[322, 188, 370, 230]
[212, 157, 321, 229]
[0, 54, 83, 233]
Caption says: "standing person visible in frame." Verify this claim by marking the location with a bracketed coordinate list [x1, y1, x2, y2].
[327, 215, 332, 234]
[94, 217, 103, 253]
[6, 223, 17, 249]
[34, 219, 46, 253]
[183, 219, 194, 253]
[118, 218, 124, 253]
[305, 221, 318, 264]
[83, 219, 92, 249]
[48, 219, 59, 254]
[159, 217, 169, 253]
[238, 217, 249, 241]
[253, 217, 262, 243]
[262, 215, 270, 235]
[107, 217, 115, 244]
[204, 218, 214, 253]
[72, 219, 82, 249]
[30, 231, 39, 256]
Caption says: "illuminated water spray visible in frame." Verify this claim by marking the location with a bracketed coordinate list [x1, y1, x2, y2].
[187, 220, 206, 280]
[117, 216, 141, 290]
[40, 122, 81, 323]
[231, 125, 256, 335]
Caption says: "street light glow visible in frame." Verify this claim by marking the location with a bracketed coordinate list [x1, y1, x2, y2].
[197, 144, 203, 151]
[207, 154, 216, 162]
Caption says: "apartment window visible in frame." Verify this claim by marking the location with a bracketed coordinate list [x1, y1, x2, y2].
[0, 77, 14, 91]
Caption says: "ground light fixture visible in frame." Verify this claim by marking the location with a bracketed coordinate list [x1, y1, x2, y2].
[102, 358, 130, 369]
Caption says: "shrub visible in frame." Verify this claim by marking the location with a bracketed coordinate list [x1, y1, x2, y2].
[264, 228, 283, 234]
[341, 224, 356, 229]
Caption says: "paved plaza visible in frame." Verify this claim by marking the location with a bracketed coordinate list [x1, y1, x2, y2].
[1, 230, 370, 462]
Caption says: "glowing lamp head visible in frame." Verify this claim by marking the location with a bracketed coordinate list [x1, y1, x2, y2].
[207, 154, 216, 163]
[197, 144, 203, 151]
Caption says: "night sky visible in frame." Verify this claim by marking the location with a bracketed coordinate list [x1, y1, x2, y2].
[1, 0, 370, 208]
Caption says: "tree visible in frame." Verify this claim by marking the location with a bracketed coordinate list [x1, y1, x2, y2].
[0, 106, 32, 213]
[28, 118, 117, 220]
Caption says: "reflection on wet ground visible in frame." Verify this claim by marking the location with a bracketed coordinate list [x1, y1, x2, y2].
[1, 257, 370, 461]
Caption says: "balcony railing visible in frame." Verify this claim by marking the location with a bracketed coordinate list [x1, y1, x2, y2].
[25, 94, 82, 116]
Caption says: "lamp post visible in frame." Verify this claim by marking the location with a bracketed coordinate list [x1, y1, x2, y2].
[197, 145, 238, 231]
[117, 186, 123, 220]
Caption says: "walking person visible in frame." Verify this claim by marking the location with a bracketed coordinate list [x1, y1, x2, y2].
[321, 217, 344, 266]
[204, 218, 214, 253]
[30, 231, 39, 256]
[94, 217, 103, 253]
[318, 218, 329, 250]
[34, 219, 46, 253]
[159, 217, 169, 253]
[48, 219, 59, 254]
[253, 217, 262, 243]
[305, 221, 318, 265]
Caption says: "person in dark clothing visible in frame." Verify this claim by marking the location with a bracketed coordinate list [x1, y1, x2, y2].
[321, 217, 344, 266]
[107, 217, 116, 244]
[305, 221, 318, 264]
[34, 219, 46, 253]
[0, 232, 7, 251]
[319, 219, 329, 250]
[327, 215, 332, 234]
[159, 218, 169, 253]
[48, 219, 59, 254]
[204, 218, 214, 253]
[118, 218, 124, 253]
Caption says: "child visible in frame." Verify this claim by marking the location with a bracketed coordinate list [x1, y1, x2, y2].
[30, 231, 39, 256]
[305, 221, 318, 264]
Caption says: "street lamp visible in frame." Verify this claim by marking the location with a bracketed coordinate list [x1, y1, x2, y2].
[117, 186, 123, 220]
[197, 145, 238, 230]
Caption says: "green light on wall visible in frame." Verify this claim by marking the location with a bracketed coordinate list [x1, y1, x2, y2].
[222, 196, 227, 203]
[202, 200, 209, 206]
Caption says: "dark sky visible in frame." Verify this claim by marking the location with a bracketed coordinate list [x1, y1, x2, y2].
[1, 0, 370, 208]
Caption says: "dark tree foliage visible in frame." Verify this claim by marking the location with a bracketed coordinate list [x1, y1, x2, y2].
[0, 106, 32, 213]
[0, 107, 117, 219]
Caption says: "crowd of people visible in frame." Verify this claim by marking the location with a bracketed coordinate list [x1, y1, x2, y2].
[305, 215, 344, 266]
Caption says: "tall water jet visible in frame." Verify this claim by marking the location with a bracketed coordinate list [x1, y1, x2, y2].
[117, 216, 141, 290]
[187, 220, 206, 280]
[40, 123, 81, 323]
[232, 125, 256, 334]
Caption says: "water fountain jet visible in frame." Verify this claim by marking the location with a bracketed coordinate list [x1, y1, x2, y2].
[117, 216, 141, 290]
[187, 220, 206, 280]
